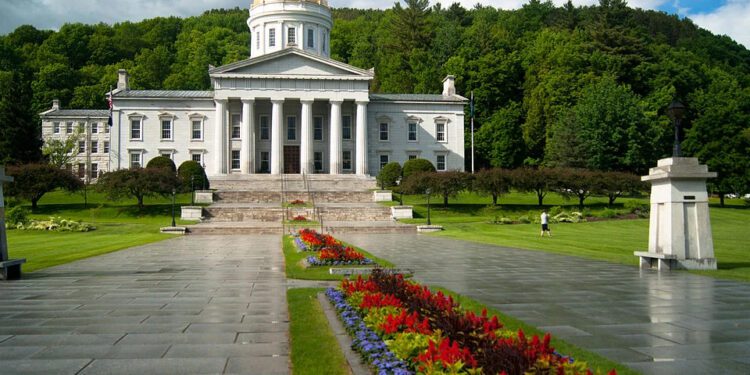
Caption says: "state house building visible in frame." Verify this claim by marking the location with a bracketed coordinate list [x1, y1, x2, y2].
[41, 0, 467, 180]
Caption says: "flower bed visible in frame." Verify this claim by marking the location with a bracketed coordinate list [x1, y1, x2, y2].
[290, 199, 306, 205]
[292, 215, 308, 221]
[296, 229, 375, 266]
[327, 269, 614, 375]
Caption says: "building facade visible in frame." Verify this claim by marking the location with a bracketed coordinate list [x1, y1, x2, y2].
[41, 0, 467, 178]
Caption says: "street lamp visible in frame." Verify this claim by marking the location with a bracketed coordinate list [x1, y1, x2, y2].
[425, 188, 432, 226]
[190, 175, 195, 205]
[667, 100, 685, 157]
[171, 188, 176, 227]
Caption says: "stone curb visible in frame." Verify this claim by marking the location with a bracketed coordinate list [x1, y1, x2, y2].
[317, 292, 371, 375]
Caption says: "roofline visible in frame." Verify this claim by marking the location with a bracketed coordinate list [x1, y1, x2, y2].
[209, 48, 374, 77]
[210, 73, 372, 81]
[370, 96, 468, 105]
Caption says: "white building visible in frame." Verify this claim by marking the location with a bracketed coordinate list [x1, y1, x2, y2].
[42, 0, 467, 178]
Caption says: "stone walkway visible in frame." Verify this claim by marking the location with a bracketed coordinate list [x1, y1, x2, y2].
[0, 235, 289, 375]
[338, 233, 750, 375]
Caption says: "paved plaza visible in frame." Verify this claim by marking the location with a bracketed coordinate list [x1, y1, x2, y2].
[339, 233, 750, 375]
[0, 235, 289, 375]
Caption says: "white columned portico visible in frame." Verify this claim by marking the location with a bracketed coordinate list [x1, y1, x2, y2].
[271, 99, 284, 175]
[300, 99, 313, 174]
[355, 101, 368, 175]
[241, 99, 254, 174]
[214, 99, 227, 175]
[329, 99, 343, 174]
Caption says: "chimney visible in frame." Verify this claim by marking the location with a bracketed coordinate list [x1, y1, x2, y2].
[52, 99, 60, 110]
[117, 69, 129, 91]
[442, 75, 456, 96]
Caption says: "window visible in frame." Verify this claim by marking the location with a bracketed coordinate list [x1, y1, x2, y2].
[91, 123, 98, 134]
[160, 152, 172, 159]
[288, 27, 296, 44]
[231, 150, 240, 170]
[130, 118, 142, 140]
[161, 119, 172, 140]
[260, 116, 269, 140]
[90, 163, 98, 179]
[269, 28, 276, 47]
[90, 141, 98, 154]
[78, 122, 85, 132]
[322, 31, 326, 52]
[437, 155, 446, 171]
[231, 114, 241, 139]
[191, 153, 202, 164]
[314, 151, 323, 172]
[379, 122, 389, 141]
[104, 123, 110, 133]
[103, 141, 110, 153]
[287, 116, 296, 140]
[77, 163, 85, 178]
[313, 117, 323, 141]
[307, 29, 314, 48]
[408, 154, 418, 160]
[191, 119, 203, 140]
[53, 122, 60, 134]
[78, 141, 85, 153]
[342, 115, 352, 140]
[408, 122, 418, 141]
[66, 122, 73, 134]
[260, 151, 270, 173]
[379, 154, 389, 169]
[256, 31, 260, 50]
[342, 150, 352, 171]
[130, 152, 142, 168]
[436, 123, 446, 142]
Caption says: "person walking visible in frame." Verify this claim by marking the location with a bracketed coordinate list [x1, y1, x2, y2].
[540, 210, 551, 237]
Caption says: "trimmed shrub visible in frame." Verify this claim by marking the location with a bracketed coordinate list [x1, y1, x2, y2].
[377, 162, 402, 189]
[6, 206, 30, 226]
[177, 160, 210, 191]
[517, 215, 531, 224]
[146, 156, 176, 172]
[402, 158, 435, 180]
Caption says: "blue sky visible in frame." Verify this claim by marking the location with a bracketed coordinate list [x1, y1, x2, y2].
[1, 1, 748, 48]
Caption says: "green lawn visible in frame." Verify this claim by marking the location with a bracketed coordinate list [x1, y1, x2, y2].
[282, 235, 395, 280]
[5, 189, 197, 272]
[287, 288, 349, 375]
[391, 191, 750, 282]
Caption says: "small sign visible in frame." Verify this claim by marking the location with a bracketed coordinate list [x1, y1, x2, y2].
[684, 195, 695, 200]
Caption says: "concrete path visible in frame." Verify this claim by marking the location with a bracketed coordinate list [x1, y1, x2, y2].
[0, 235, 289, 375]
[338, 233, 750, 375]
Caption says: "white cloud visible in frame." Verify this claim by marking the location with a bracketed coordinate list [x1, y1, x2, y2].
[684, 0, 750, 48]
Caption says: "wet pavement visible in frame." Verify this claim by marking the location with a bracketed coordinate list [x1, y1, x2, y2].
[338, 233, 750, 375]
[0, 235, 289, 375]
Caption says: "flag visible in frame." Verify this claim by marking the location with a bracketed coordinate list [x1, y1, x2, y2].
[470, 91, 474, 119]
[107, 86, 113, 127]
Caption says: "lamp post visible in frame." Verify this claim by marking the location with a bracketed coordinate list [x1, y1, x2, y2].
[667, 100, 685, 157]
[190, 175, 195, 205]
[171, 188, 176, 227]
[425, 188, 432, 226]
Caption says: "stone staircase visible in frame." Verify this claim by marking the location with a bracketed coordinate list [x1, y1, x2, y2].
[187, 174, 415, 235]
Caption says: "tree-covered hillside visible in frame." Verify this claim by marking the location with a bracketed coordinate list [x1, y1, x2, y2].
[1, 0, 748, 195]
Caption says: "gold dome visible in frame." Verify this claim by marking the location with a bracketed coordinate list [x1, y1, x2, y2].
[252, 0, 329, 8]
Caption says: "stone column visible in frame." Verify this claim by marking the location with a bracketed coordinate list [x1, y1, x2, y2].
[0, 166, 13, 262]
[300, 99, 313, 174]
[271, 99, 284, 175]
[355, 101, 368, 175]
[214, 99, 227, 175]
[329, 100, 343, 174]
[241, 99, 255, 174]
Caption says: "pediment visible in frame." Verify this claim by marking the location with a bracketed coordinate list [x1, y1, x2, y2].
[209, 48, 373, 79]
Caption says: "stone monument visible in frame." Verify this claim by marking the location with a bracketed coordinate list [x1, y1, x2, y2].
[634, 157, 717, 270]
[0, 165, 26, 280]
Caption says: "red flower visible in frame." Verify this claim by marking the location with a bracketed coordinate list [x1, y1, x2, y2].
[416, 337, 477, 369]
[359, 292, 402, 310]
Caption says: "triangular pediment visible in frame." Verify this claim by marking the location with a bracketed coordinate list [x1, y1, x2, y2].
[209, 48, 373, 79]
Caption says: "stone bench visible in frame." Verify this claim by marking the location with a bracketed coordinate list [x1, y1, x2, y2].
[634, 251, 677, 270]
[1, 258, 26, 280]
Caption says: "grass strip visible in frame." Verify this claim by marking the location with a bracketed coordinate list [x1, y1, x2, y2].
[282, 235, 395, 280]
[288, 288, 349, 375]
[433, 286, 639, 375]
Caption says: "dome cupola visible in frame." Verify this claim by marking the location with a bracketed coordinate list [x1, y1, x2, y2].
[248, 0, 332, 58]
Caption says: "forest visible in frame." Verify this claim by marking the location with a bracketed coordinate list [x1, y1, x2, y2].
[0, 0, 748, 196]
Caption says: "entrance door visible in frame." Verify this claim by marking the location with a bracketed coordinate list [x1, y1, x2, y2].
[283, 146, 300, 174]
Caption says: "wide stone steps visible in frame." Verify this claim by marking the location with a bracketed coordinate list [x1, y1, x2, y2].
[204, 204, 392, 222]
[214, 191, 374, 204]
[186, 221, 415, 235]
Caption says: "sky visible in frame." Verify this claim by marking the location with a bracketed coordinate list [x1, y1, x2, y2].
[0, 0, 748, 48]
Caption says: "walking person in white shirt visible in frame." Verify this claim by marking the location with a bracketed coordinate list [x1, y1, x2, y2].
[540, 210, 551, 237]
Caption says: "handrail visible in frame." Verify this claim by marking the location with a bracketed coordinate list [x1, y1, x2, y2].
[280, 173, 287, 233]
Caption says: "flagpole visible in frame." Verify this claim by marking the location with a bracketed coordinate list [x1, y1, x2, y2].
[108, 85, 113, 173]
[470, 91, 475, 174]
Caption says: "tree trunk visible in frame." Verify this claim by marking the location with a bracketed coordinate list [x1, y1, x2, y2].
[579, 195, 585, 211]
[31, 198, 39, 210]
[492, 193, 498, 206]
[137, 195, 144, 209]
[537, 193, 544, 207]
[608, 194, 616, 207]
[443, 195, 448, 208]
[719, 193, 725, 207]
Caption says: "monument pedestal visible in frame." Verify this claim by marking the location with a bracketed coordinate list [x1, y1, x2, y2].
[635, 157, 717, 270]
